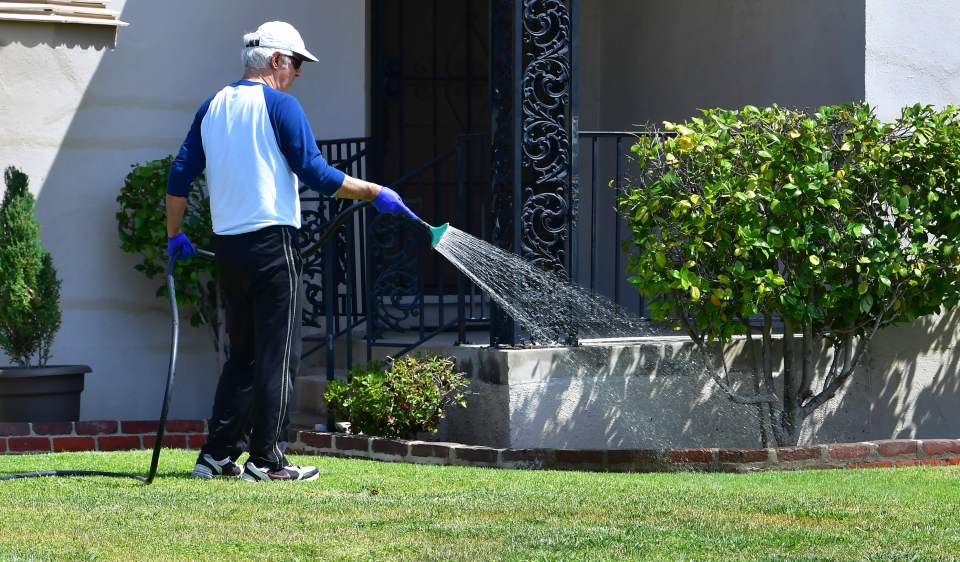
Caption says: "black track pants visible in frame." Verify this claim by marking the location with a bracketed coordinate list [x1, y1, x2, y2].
[202, 225, 302, 470]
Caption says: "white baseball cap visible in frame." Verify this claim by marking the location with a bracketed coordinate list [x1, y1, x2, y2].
[245, 21, 319, 63]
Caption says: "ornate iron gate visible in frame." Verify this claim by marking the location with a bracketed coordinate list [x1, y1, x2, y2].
[490, 0, 580, 346]
[303, 136, 490, 381]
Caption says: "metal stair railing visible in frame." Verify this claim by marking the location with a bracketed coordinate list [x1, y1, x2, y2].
[302, 135, 490, 385]
[364, 133, 490, 360]
[300, 138, 371, 375]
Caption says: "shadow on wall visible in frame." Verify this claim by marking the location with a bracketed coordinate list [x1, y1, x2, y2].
[814, 307, 960, 442]
[509, 341, 769, 450]
[442, 309, 960, 450]
[441, 338, 778, 449]
[0, 21, 117, 50]
[8, 0, 365, 420]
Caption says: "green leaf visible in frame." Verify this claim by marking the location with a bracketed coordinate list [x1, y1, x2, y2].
[115, 157, 217, 352]
[618, 102, 960, 406]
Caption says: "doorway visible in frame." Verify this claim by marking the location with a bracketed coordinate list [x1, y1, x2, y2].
[370, 0, 491, 294]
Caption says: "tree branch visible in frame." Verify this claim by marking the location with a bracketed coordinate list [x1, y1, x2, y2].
[742, 317, 770, 445]
[678, 313, 777, 405]
[801, 284, 902, 416]
[782, 316, 799, 439]
[760, 314, 786, 445]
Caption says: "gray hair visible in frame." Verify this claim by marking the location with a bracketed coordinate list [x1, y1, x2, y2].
[241, 32, 290, 69]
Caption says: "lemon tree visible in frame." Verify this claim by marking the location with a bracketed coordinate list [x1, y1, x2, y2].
[621, 103, 960, 446]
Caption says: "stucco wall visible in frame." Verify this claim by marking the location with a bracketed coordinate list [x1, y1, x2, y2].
[578, 0, 866, 130]
[431, 334, 959, 450]
[0, 1, 368, 420]
[866, 0, 960, 120]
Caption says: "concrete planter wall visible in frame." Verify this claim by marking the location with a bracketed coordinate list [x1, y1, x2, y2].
[417, 333, 960, 450]
[0, 365, 91, 422]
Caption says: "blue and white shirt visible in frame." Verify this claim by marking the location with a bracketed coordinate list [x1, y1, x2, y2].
[167, 80, 346, 235]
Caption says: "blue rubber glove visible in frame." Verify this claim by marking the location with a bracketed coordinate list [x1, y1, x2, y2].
[167, 232, 196, 261]
[372, 186, 419, 222]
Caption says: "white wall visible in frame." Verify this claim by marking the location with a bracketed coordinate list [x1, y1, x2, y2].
[866, 0, 960, 120]
[0, 0, 368, 420]
[859, 0, 960, 438]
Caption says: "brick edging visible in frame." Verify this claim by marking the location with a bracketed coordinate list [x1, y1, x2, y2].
[4, 422, 957, 473]
[287, 433, 960, 473]
[0, 420, 208, 454]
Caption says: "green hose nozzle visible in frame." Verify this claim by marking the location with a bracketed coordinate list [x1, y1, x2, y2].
[418, 219, 450, 247]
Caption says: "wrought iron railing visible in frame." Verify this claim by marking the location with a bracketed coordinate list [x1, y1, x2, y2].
[301, 131, 663, 378]
[301, 135, 490, 379]
[299, 138, 369, 377]
[365, 134, 490, 358]
[576, 131, 660, 320]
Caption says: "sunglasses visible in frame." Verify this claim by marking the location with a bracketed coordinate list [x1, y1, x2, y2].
[275, 53, 303, 70]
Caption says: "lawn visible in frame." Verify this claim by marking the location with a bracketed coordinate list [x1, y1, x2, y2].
[0, 450, 958, 561]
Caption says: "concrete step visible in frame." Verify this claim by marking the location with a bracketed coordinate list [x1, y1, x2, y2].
[300, 367, 351, 380]
[289, 411, 328, 433]
[290, 371, 348, 434]
[302, 300, 488, 331]
[301, 329, 492, 370]
[293, 369, 350, 416]
[301, 332, 370, 367]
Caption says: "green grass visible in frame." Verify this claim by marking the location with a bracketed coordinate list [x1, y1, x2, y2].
[0, 451, 958, 561]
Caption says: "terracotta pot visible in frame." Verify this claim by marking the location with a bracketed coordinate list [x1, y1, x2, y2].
[0, 365, 91, 422]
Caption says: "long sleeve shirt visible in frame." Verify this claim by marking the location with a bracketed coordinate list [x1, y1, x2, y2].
[166, 80, 346, 235]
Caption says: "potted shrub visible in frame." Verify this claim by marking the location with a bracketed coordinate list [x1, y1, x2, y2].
[0, 166, 89, 422]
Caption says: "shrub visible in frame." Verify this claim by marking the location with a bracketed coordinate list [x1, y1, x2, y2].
[0, 167, 62, 367]
[621, 103, 960, 446]
[324, 354, 468, 439]
[115, 156, 220, 350]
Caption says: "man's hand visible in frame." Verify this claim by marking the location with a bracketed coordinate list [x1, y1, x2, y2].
[371, 186, 419, 222]
[167, 232, 197, 261]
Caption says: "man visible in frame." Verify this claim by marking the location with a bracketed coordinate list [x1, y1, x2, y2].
[166, 21, 417, 482]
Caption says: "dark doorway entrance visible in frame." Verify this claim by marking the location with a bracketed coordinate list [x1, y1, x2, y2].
[371, 0, 491, 294]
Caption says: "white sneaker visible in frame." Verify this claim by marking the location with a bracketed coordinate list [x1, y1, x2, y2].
[192, 453, 244, 479]
[240, 461, 319, 482]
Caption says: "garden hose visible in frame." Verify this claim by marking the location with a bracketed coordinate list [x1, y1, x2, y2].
[302, 201, 371, 259]
[145, 247, 214, 483]
[0, 201, 372, 484]
[0, 250, 194, 484]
